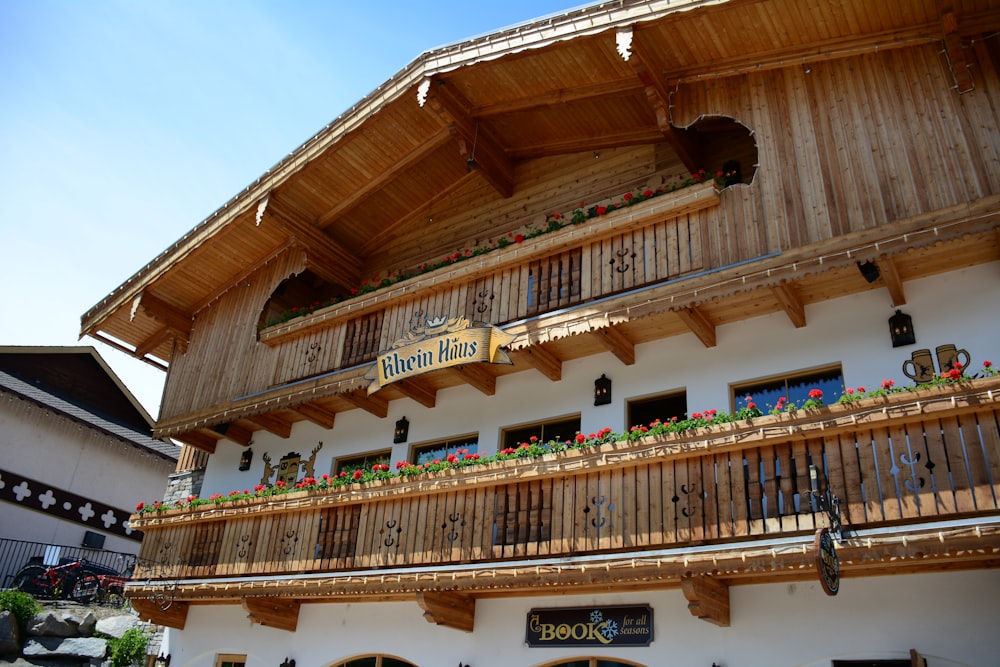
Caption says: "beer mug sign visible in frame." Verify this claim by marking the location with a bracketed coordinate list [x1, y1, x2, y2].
[936, 344, 971, 374]
[902, 349, 935, 383]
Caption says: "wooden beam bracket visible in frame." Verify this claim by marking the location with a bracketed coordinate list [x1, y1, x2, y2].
[242, 596, 301, 632]
[416, 590, 476, 632]
[131, 599, 189, 630]
[680, 575, 730, 627]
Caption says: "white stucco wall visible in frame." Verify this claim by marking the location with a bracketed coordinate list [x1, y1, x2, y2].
[160, 569, 1000, 667]
[0, 392, 175, 553]
[201, 261, 1000, 499]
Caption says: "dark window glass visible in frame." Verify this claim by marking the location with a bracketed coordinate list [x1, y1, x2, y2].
[334, 450, 391, 475]
[502, 416, 581, 449]
[412, 435, 479, 466]
[628, 391, 687, 428]
[733, 367, 843, 412]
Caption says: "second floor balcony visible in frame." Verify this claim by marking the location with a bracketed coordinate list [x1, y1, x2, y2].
[127, 375, 1000, 632]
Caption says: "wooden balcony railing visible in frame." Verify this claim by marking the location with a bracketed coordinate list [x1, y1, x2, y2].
[132, 378, 1000, 584]
[259, 183, 718, 382]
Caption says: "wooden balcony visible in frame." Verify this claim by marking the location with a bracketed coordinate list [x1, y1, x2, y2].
[129, 377, 1000, 630]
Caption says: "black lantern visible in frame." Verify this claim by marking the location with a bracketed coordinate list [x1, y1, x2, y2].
[889, 310, 915, 347]
[594, 374, 612, 406]
[238, 447, 253, 471]
[857, 260, 880, 283]
[394, 417, 410, 443]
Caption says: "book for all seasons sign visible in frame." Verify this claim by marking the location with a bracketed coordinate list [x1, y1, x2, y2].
[526, 605, 653, 647]
[366, 315, 516, 394]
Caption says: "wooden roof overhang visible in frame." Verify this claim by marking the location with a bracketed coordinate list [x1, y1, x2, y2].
[128, 518, 1000, 631]
[77, 0, 1000, 444]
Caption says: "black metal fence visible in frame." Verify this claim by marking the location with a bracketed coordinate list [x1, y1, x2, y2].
[0, 537, 136, 590]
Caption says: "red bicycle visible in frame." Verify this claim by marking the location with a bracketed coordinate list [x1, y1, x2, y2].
[12, 559, 120, 603]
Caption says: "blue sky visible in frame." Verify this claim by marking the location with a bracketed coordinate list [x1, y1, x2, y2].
[0, 0, 585, 416]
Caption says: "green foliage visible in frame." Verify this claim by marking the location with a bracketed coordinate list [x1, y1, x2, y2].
[0, 589, 40, 632]
[105, 627, 150, 667]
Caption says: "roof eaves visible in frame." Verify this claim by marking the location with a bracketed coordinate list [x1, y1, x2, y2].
[80, 0, 717, 340]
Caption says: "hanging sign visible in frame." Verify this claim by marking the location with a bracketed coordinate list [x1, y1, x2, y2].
[366, 315, 515, 394]
[525, 605, 653, 647]
[815, 527, 840, 596]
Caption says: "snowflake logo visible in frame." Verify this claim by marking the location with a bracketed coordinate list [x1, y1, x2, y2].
[600, 619, 620, 640]
[589, 610, 604, 624]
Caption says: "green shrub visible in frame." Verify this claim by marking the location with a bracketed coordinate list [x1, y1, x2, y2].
[105, 627, 150, 667]
[0, 589, 40, 632]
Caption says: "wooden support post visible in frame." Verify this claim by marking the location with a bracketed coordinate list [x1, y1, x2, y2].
[341, 391, 389, 418]
[416, 591, 476, 632]
[512, 345, 563, 382]
[242, 597, 301, 632]
[131, 599, 189, 630]
[680, 575, 730, 627]
[246, 412, 294, 439]
[394, 378, 438, 408]
[876, 256, 906, 306]
[293, 402, 337, 430]
[594, 325, 635, 366]
[771, 283, 807, 328]
[675, 306, 717, 348]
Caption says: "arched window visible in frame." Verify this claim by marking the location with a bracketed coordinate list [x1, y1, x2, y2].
[684, 114, 758, 187]
[330, 656, 417, 667]
[538, 658, 647, 667]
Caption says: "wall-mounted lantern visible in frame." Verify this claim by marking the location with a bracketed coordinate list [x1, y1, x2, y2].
[594, 374, 612, 406]
[889, 310, 916, 347]
[394, 417, 410, 444]
[857, 260, 880, 283]
[238, 447, 253, 471]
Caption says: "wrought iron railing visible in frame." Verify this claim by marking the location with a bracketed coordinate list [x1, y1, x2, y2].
[0, 537, 137, 590]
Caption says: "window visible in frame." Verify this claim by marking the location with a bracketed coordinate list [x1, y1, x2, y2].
[732, 366, 843, 412]
[502, 415, 581, 449]
[628, 391, 687, 428]
[411, 434, 478, 466]
[332, 656, 416, 667]
[539, 659, 646, 667]
[216, 655, 246, 667]
[334, 449, 391, 475]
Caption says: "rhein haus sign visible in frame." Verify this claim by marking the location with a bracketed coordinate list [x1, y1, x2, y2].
[367, 315, 515, 394]
[526, 605, 653, 647]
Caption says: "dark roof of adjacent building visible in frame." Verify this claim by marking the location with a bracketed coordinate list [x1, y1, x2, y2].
[0, 346, 177, 461]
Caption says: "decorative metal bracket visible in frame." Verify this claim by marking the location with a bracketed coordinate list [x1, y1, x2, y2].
[809, 464, 846, 541]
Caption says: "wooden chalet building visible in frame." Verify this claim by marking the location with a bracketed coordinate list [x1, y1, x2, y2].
[81, 1, 1000, 666]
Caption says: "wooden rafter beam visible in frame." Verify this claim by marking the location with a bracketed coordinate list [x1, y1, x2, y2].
[472, 77, 641, 117]
[246, 412, 294, 439]
[393, 378, 437, 409]
[340, 391, 389, 418]
[939, 3, 974, 93]
[213, 421, 254, 447]
[316, 127, 454, 228]
[242, 597, 300, 632]
[172, 430, 218, 454]
[265, 204, 362, 290]
[447, 362, 497, 396]
[619, 26, 701, 173]
[423, 78, 514, 198]
[680, 575, 730, 627]
[416, 591, 475, 632]
[771, 283, 806, 328]
[512, 345, 562, 382]
[133, 326, 172, 359]
[509, 127, 665, 161]
[593, 325, 635, 366]
[293, 402, 337, 430]
[675, 306, 717, 348]
[877, 256, 906, 306]
[133, 291, 192, 346]
[131, 599, 189, 630]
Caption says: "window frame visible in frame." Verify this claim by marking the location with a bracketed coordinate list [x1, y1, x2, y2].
[215, 655, 246, 667]
[626, 389, 687, 429]
[333, 448, 392, 476]
[731, 364, 844, 413]
[410, 433, 479, 466]
[500, 414, 582, 450]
